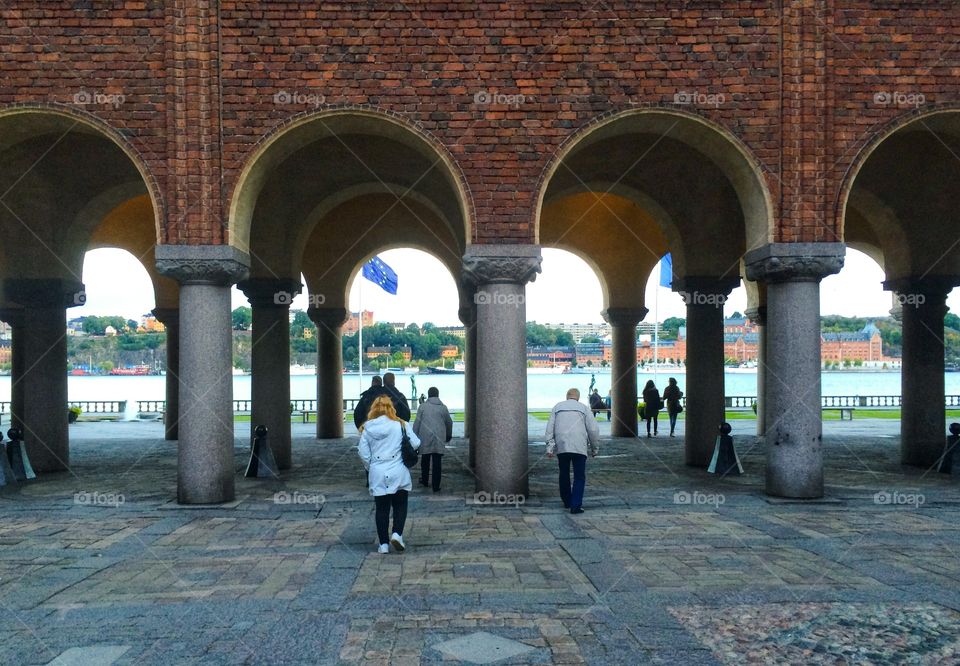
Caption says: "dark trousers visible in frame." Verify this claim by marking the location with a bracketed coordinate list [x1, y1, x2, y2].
[374, 490, 408, 545]
[668, 412, 679, 433]
[646, 414, 659, 434]
[557, 453, 587, 510]
[420, 453, 442, 490]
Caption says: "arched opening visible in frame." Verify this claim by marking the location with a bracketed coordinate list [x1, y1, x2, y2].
[841, 110, 960, 467]
[0, 109, 160, 472]
[535, 110, 772, 454]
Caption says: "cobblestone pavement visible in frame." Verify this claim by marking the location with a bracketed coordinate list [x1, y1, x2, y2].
[1, 421, 958, 665]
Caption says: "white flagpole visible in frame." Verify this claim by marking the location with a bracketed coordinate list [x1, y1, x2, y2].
[358, 277, 364, 392]
[653, 265, 660, 379]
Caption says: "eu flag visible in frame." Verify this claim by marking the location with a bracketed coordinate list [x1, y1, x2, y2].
[362, 256, 399, 295]
[659, 253, 673, 288]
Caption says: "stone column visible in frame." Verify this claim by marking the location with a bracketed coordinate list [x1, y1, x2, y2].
[459, 302, 477, 467]
[601, 308, 648, 438]
[3, 279, 83, 473]
[463, 245, 541, 496]
[309, 306, 348, 439]
[745, 306, 767, 436]
[152, 308, 180, 440]
[746, 243, 844, 499]
[239, 278, 300, 469]
[157, 245, 249, 505]
[675, 277, 739, 466]
[886, 278, 954, 468]
[0, 308, 25, 431]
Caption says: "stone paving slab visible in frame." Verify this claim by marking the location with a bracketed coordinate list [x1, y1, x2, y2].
[0, 424, 958, 664]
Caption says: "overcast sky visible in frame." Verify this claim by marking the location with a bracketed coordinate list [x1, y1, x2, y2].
[78, 247, 950, 326]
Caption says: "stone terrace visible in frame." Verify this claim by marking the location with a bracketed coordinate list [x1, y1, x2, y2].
[1, 422, 958, 665]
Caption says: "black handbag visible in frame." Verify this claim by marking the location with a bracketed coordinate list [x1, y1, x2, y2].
[400, 422, 418, 468]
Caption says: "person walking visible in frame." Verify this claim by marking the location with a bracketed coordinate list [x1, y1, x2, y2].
[545, 388, 600, 514]
[413, 387, 453, 492]
[357, 395, 421, 553]
[354, 372, 411, 430]
[642, 379, 662, 437]
[662, 377, 684, 437]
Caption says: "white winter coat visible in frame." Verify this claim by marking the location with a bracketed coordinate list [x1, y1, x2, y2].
[358, 415, 421, 496]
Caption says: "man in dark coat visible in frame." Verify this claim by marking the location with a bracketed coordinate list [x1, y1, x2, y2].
[354, 373, 411, 429]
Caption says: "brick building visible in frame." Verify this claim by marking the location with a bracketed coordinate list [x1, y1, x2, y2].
[0, 3, 957, 502]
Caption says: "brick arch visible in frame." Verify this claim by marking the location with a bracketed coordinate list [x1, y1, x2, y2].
[835, 104, 960, 234]
[533, 106, 775, 251]
[227, 105, 476, 255]
[0, 103, 164, 243]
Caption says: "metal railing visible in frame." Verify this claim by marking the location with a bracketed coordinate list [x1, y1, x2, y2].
[68, 400, 126, 414]
[726, 395, 922, 409]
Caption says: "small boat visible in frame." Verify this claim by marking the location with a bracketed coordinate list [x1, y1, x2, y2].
[110, 365, 151, 376]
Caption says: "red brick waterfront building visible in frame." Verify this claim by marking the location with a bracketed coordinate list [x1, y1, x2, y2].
[0, 3, 957, 502]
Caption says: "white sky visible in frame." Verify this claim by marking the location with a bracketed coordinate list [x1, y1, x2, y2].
[78, 246, 955, 325]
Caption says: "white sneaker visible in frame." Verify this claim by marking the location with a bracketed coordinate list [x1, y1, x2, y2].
[377, 543, 389, 554]
[390, 532, 405, 552]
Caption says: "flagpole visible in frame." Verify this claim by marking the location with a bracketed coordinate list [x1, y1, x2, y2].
[358, 277, 363, 392]
[653, 269, 659, 380]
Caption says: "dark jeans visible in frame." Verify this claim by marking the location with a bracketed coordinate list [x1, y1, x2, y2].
[557, 452, 587, 510]
[420, 453, 442, 490]
[668, 411, 679, 433]
[374, 490, 408, 545]
[646, 414, 659, 434]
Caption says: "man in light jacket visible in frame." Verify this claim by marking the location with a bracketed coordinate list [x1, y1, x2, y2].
[413, 387, 453, 492]
[546, 388, 600, 514]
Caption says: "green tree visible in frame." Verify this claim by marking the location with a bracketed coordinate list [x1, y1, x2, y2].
[580, 335, 601, 343]
[660, 317, 685, 340]
[232, 306, 252, 330]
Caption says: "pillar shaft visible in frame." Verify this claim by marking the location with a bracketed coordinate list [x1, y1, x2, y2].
[310, 307, 348, 439]
[158, 245, 249, 505]
[240, 279, 300, 469]
[746, 307, 767, 436]
[746, 243, 844, 499]
[0, 309, 25, 431]
[2, 281, 82, 473]
[603, 308, 648, 438]
[891, 280, 951, 467]
[153, 309, 180, 441]
[464, 246, 541, 496]
[676, 279, 738, 466]
[459, 303, 478, 468]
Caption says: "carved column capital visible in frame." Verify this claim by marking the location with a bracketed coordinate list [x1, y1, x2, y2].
[601, 307, 649, 327]
[155, 245, 250, 286]
[237, 278, 302, 308]
[462, 245, 542, 286]
[744, 306, 767, 326]
[308, 306, 350, 330]
[151, 308, 179, 327]
[745, 243, 845, 284]
[4, 278, 86, 309]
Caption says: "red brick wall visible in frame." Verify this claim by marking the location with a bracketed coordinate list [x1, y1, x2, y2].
[0, 2, 957, 245]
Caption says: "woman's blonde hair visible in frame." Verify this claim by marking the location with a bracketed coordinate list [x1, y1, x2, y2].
[367, 395, 400, 423]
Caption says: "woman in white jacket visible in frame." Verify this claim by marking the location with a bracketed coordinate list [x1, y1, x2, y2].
[358, 395, 421, 553]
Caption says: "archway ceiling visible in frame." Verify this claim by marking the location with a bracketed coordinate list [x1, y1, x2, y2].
[248, 133, 465, 278]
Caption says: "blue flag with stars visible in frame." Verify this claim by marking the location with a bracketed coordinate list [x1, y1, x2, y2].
[659, 253, 673, 288]
[362, 256, 399, 295]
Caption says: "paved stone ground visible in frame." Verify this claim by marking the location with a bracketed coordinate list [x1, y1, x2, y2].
[1, 420, 958, 665]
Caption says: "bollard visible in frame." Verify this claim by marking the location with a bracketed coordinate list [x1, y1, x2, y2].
[937, 423, 960, 475]
[6, 427, 36, 481]
[245, 425, 278, 478]
[708, 422, 743, 476]
[0, 432, 18, 491]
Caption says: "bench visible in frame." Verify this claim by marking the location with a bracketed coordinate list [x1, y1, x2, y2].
[822, 407, 855, 420]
